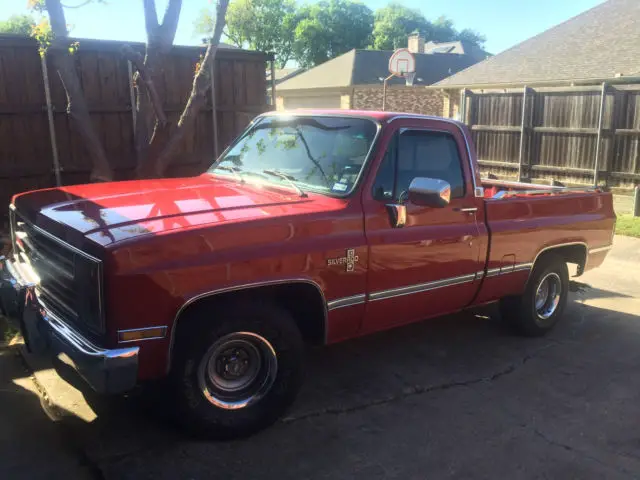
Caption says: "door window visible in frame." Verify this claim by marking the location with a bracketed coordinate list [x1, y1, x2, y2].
[372, 130, 466, 202]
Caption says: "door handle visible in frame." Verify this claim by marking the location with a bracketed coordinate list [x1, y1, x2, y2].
[455, 207, 478, 213]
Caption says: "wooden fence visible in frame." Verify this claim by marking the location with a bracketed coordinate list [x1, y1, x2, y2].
[460, 84, 640, 188]
[0, 35, 272, 219]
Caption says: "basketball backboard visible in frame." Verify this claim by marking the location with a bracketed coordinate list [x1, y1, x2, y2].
[388, 48, 416, 77]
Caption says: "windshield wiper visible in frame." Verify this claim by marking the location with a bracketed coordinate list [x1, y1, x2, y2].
[214, 165, 244, 183]
[262, 169, 308, 198]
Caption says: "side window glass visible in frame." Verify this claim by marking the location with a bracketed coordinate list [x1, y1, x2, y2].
[396, 131, 466, 199]
[372, 134, 397, 201]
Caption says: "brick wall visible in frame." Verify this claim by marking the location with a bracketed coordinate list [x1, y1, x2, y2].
[352, 87, 445, 116]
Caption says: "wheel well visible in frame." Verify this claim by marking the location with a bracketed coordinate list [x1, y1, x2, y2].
[535, 244, 587, 275]
[172, 282, 327, 362]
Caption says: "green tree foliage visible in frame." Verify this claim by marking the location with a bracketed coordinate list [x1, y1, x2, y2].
[371, 4, 429, 50]
[193, 0, 486, 68]
[0, 14, 36, 36]
[292, 0, 374, 68]
[195, 0, 297, 68]
[371, 4, 486, 51]
[456, 28, 487, 47]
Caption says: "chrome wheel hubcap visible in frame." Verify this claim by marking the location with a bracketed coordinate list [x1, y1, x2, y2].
[534, 273, 562, 321]
[197, 332, 278, 410]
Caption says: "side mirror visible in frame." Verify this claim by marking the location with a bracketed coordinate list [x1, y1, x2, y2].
[408, 177, 451, 208]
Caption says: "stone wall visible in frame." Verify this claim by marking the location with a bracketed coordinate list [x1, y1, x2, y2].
[352, 87, 445, 116]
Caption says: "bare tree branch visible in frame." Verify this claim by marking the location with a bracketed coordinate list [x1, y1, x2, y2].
[159, 0, 182, 47]
[222, 27, 242, 47]
[122, 45, 167, 126]
[60, 0, 92, 8]
[142, 0, 159, 42]
[149, 0, 230, 177]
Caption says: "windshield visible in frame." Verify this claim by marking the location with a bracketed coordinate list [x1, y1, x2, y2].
[208, 116, 379, 196]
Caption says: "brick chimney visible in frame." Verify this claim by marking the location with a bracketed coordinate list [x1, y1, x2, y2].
[407, 32, 425, 54]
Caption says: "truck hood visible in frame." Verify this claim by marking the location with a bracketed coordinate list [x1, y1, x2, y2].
[13, 175, 340, 247]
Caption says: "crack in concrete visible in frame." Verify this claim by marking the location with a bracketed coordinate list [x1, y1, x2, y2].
[283, 343, 557, 424]
[533, 429, 637, 478]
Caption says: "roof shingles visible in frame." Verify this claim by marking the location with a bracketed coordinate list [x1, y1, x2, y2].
[436, 0, 640, 87]
[277, 49, 479, 91]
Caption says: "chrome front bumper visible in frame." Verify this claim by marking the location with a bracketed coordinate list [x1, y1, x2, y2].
[0, 255, 139, 394]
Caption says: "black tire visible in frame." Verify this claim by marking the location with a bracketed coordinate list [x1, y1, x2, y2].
[170, 300, 304, 439]
[500, 254, 569, 337]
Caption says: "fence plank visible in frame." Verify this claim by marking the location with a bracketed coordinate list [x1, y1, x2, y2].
[594, 82, 608, 185]
[466, 82, 640, 188]
[0, 37, 270, 222]
[518, 86, 530, 181]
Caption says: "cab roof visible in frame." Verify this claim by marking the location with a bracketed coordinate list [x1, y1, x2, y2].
[260, 109, 463, 125]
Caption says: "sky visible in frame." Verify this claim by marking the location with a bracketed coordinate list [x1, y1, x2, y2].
[0, 0, 605, 54]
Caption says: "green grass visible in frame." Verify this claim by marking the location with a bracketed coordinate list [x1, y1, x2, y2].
[616, 214, 640, 238]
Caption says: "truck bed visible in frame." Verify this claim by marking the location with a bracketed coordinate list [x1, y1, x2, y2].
[472, 179, 615, 305]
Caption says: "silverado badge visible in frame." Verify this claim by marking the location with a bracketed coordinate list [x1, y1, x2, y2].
[327, 249, 359, 272]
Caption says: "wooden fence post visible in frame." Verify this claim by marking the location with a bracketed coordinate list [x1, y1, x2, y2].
[518, 86, 530, 182]
[594, 82, 608, 186]
[40, 54, 62, 187]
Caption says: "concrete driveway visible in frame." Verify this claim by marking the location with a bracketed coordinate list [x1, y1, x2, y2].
[5, 235, 640, 479]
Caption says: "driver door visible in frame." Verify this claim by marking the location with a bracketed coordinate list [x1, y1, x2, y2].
[361, 124, 485, 335]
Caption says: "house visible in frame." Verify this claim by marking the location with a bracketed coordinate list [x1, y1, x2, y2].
[435, 0, 640, 115]
[266, 67, 304, 104]
[266, 67, 304, 86]
[274, 34, 489, 115]
[431, 0, 640, 188]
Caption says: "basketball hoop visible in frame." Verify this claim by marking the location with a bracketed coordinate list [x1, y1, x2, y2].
[404, 71, 416, 87]
[383, 49, 417, 111]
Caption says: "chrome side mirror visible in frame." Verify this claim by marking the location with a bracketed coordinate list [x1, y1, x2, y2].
[408, 177, 451, 208]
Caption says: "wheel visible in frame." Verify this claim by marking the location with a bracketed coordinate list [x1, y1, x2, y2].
[500, 254, 569, 337]
[171, 300, 304, 439]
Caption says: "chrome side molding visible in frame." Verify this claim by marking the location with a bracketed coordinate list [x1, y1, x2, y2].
[369, 272, 477, 302]
[327, 294, 366, 311]
[485, 263, 533, 278]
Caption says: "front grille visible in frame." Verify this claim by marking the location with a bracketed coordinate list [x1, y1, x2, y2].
[10, 207, 104, 335]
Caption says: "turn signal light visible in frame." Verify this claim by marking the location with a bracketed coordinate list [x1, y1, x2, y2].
[118, 327, 167, 343]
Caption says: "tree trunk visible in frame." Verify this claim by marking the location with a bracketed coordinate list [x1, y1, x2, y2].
[133, 0, 183, 178]
[44, 0, 113, 182]
[134, 47, 170, 178]
[149, 0, 230, 177]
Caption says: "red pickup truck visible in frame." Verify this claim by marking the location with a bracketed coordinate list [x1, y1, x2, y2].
[0, 110, 615, 438]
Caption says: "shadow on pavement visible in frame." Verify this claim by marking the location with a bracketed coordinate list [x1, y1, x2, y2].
[0, 344, 94, 479]
[569, 281, 633, 300]
[9, 295, 640, 479]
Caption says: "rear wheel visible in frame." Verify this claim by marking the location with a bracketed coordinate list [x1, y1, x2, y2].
[500, 254, 569, 337]
[171, 301, 304, 439]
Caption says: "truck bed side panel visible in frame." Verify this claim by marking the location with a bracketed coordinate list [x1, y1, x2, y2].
[473, 191, 615, 305]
